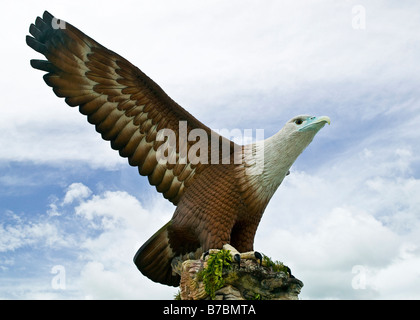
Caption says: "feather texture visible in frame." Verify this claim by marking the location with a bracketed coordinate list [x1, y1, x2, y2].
[26, 11, 235, 206]
[27, 11, 328, 287]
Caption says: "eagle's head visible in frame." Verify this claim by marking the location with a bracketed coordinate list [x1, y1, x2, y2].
[280, 114, 331, 153]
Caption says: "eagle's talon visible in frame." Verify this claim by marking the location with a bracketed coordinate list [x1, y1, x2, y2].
[202, 250, 210, 260]
[233, 253, 241, 267]
[254, 251, 263, 266]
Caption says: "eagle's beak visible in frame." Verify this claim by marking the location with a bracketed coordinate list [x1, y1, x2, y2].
[298, 116, 331, 132]
[314, 116, 331, 125]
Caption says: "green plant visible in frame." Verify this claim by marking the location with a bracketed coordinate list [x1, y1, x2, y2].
[173, 290, 181, 300]
[262, 255, 290, 274]
[251, 293, 262, 300]
[201, 249, 232, 299]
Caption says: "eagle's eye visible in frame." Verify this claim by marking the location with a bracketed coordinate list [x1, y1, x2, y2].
[295, 119, 303, 125]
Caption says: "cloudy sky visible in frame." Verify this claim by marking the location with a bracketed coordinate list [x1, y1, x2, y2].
[1, 0, 420, 299]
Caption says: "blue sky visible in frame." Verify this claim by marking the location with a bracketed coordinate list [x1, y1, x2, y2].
[1, 0, 420, 299]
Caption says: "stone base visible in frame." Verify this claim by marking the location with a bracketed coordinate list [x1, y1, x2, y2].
[179, 253, 303, 300]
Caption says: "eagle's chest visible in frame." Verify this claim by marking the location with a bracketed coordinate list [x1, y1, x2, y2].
[178, 164, 243, 212]
[172, 164, 265, 229]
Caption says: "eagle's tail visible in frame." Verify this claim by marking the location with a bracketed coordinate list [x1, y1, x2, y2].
[133, 221, 180, 287]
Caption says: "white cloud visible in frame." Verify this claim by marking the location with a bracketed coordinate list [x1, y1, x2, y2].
[0, 219, 69, 253]
[255, 123, 420, 299]
[57, 184, 174, 299]
[368, 248, 420, 299]
[75, 190, 146, 227]
[0, 183, 176, 299]
[70, 187, 175, 299]
[62, 183, 92, 205]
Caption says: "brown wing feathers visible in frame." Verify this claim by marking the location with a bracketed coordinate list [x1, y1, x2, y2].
[27, 12, 253, 287]
[26, 11, 214, 204]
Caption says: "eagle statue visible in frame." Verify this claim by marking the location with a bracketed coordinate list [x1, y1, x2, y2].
[26, 11, 330, 287]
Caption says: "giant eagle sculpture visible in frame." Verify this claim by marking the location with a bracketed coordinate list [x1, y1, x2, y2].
[26, 11, 330, 287]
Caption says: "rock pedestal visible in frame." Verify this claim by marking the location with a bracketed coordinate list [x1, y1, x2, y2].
[179, 253, 303, 300]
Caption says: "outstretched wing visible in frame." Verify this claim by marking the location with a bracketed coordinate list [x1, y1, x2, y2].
[26, 11, 234, 204]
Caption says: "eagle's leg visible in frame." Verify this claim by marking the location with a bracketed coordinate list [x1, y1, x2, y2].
[201, 245, 264, 267]
[222, 244, 264, 267]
